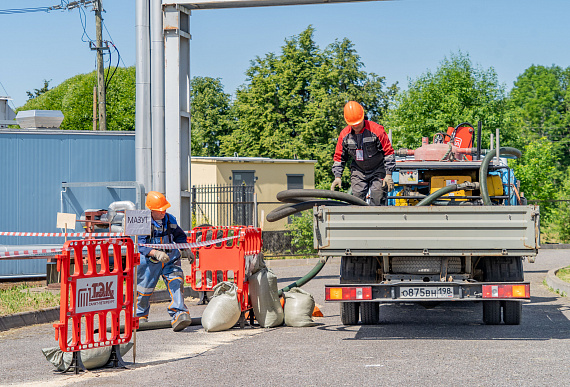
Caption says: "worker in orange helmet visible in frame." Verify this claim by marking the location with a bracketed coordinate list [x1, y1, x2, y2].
[137, 191, 194, 331]
[331, 101, 395, 205]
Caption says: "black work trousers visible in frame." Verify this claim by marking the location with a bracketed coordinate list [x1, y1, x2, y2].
[350, 168, 386, 206]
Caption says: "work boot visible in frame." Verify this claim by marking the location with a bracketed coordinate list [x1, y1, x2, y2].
[172, 313, 191, 332]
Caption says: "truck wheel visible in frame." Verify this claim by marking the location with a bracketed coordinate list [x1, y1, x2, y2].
[482, 301, 501, 325]
[503, 301, 522, 325]
[360, 302, 379, 325]
[340, 302, 359, 325]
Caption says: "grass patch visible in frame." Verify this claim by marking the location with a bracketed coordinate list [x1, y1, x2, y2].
[556, 266, 570, 283]
[0, 283, 60, 316]
[264, 255, 318, 260]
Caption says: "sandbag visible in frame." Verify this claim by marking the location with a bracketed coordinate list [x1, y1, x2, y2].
[42, 342, 133, 371]
[283, 287, 316, 327]
[249, 268, 283, 328]
[201, 281, 241, 332]
[245, 251, 266, 278]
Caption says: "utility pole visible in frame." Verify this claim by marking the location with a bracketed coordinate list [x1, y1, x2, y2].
[94, 0, 106, 131]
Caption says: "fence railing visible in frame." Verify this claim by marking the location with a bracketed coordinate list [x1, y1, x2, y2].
[191, 185, 256, 227]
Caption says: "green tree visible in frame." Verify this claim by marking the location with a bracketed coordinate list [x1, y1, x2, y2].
[220, 26, 397, 184]
[510, 138, 560, 226]
[26, 79, 51, 101]
[190, 77, 235, 156]
[385, 52, 510, 149]
[17, 67, 135, 131]
[553, 169, 570, 242]
[508, 64, 570, 168]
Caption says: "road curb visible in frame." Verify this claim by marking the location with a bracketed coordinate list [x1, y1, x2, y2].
[0, 287, 200, 332]
[541, 244, 570, 249]
[545, 267, 570, 296]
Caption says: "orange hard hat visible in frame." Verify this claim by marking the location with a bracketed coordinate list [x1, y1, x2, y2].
[146, 191, 171, 211]
[343, 101, 365, 126]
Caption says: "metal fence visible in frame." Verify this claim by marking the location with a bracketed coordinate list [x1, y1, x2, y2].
[191, 185, 256, 227]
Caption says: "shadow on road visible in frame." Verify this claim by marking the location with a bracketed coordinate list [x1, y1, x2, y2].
[317, 296, 570, 341]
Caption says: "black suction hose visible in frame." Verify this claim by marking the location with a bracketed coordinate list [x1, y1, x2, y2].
[103, 317, 202, 333]
[276, 189, 369, 206]
[479, 147, 522, 205]
[266, 200, 347, 223]
[416, 182, 480, 206]
[278, 257, 328, 297]
[265, 189, 367, 297]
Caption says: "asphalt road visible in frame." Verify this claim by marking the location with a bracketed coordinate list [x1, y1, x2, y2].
[1, 250, 569, 386]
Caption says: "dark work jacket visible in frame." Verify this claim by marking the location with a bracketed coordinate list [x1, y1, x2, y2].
[332, 120, 395, 178]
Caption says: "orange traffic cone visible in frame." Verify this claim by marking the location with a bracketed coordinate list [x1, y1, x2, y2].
[312, 305, 323, 317]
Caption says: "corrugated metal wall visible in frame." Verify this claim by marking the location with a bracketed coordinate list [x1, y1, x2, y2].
[0, 130, 135, 277]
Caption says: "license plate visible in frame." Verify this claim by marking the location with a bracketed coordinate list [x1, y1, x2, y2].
[400, 286, 454, 299]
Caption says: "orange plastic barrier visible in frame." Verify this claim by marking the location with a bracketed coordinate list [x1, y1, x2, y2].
[53, 238, 139, 353]
[185, 226, 262, 312]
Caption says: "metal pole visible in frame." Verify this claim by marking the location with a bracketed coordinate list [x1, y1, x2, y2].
[495, 128, 501, 165]
[476, 121, 482, 160]
[92, 86, 97, 131]
[133, 235, 138, 364]
[151, 0, 165, 193]
[95, 0, 107, 131]
[135, 0, 152, 193]
[253, 192, 258, 227]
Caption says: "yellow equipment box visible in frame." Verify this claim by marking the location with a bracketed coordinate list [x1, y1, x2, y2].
[430, 176, 472, 201]
[430, 175, 504, 201]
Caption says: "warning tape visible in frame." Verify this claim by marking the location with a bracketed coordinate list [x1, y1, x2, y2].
[1, 248, 63, 259]
[1, 235, 240, 259]
[0, 231, 124, 237]
[139, 235, 239, 250]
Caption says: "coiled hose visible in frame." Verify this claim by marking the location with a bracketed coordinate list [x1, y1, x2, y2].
[479, 147, 522, 205]
[265, 189, 368, 298]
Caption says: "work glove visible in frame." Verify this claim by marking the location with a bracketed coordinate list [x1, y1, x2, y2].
[180, 248, 194, 264]
[153, 250, 170, 263]
[330, 177, 342, 191]
[383, 175, 394, 192]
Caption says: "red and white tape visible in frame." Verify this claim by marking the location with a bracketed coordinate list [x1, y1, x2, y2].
[1, 248, 63, 259]
[139, 235, 239, 250]
[1, 235, 240, 259]
[0, 231, 124, 237]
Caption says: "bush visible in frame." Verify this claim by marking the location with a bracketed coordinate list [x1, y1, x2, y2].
[285, 210, 316, 255]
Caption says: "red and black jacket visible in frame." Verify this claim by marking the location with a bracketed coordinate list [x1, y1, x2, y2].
[332, 120, 395, 178]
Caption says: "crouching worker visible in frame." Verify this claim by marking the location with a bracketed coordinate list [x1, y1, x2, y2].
[137, 191, 194, 332]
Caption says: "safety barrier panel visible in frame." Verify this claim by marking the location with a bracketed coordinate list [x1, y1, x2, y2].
[53, 238, 139, 353]
[186, 226, 262, 312]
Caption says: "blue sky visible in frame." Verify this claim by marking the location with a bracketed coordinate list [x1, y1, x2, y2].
[1, 0, 569, 109]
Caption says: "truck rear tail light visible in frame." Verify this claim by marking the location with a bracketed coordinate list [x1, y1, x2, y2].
[482, 284, 530, 299]
[326, 287, 372, 301]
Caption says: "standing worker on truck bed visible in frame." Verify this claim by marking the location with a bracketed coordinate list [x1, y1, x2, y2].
[331, 101, 396, 205]
[137, 191, 194, 331]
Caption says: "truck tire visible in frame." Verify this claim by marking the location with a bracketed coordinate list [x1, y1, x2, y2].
[482, 300, 501, 325]
[360, 302, 379, 325]
[340, 256, 378, 284]
[503, 301, 522, 325]
[482, 257, 524, 282]
[340, 302, 359, 325]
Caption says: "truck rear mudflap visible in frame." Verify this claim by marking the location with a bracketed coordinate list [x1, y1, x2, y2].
[325, 282, 530, 302]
